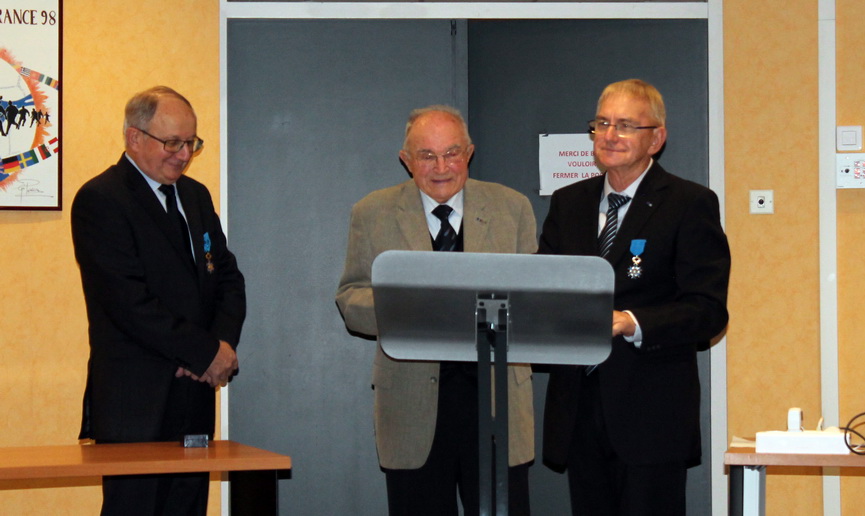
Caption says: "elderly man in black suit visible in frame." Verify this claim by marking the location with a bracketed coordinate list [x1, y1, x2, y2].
[71, 86, 246, 516]
[539, 79, 730, 516]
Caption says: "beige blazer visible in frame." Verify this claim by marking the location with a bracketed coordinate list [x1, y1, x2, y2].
[336, 178, 537, 469]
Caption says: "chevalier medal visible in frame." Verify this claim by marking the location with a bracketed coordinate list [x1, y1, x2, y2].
[627, 239, 646, 279]
[203, 232, 215, 274]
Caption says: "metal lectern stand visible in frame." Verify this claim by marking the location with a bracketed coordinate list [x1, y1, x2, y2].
[372, 251, 614, 516]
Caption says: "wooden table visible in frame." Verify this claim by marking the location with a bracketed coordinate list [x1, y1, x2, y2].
[725, 446, 865, 516]
[0, 440, 291, 515]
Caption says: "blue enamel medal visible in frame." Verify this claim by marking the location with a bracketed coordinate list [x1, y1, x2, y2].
[627, 239, 646, 279]
[203, 232, 215, 274]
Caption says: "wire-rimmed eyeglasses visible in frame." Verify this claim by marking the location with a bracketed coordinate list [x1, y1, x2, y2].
[137, 128, 204, 153]
[588, 119, 659, 138]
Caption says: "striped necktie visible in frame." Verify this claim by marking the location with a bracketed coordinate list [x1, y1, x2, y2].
[432, 204, 457, 252]
[598, 192, 631, 259]
[587, 192, 630, 376]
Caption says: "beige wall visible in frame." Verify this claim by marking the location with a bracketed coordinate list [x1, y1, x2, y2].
[724, 0, 824, 513]
[725, 0, 865, 514]
[0, 0, 220, 513]
[1, 0, 862, 513]
[836, 0, 865, 513]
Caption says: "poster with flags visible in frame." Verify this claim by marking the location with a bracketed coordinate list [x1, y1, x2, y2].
[0, 1, 61, 210]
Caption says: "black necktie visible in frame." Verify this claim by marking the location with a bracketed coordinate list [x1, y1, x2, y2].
[159, 184, 193, 261]
[432, 204, 457, 252]
[598, 192, 631, 259]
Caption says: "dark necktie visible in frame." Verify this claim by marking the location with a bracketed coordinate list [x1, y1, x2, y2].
[587, 193, 630, 376]
[432, 204, 457, 252]
[598, 192, 631, 259]
[159, 184, 193, 261]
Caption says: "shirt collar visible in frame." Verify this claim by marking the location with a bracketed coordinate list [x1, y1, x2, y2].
[419, 188, 464, 218]
[603, 158, 653, 198]
[125, 152, 164, 195]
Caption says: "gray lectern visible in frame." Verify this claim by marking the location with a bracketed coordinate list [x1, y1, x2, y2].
[372, 250, 614, 516]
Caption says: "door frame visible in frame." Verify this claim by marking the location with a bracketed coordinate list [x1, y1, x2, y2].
[219, 3, 727, 514]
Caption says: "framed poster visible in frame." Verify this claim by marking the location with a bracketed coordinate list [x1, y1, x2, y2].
[0, 1, 62, 210]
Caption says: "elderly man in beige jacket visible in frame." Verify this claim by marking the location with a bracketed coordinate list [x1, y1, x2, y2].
[336, 105, 537, 516]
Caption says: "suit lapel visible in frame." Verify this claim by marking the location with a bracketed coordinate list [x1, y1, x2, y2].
[122, 157, 175, 238]
[574, 177, 605, 255]
[121, 156, 196, 274]
[395, 181, 434, 251]
[606, 163, 667, 264]
[462, 180, 492, 253]
[175, 178, 204, 277]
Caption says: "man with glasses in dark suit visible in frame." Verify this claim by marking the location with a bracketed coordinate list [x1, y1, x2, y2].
[72, 86, 246, 516]
[539, 79, 730, 516]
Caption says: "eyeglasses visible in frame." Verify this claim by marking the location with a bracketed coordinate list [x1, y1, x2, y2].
[137, 128, 204, 153]
[588, 120, 658, 138]
[411, 147, 468, 165]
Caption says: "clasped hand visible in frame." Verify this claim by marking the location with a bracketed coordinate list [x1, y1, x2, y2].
[175, 340, 239, 388]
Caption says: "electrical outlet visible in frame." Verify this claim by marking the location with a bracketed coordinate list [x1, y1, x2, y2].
[749, 190, 774, 214]
[837, 153, 865, 189]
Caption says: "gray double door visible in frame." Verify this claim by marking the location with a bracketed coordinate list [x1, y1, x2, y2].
[227, 18, 709, 515]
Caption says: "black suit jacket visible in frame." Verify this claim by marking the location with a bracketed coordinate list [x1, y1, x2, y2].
[540, 162, 730, 467]
[72, 154, 246, 442]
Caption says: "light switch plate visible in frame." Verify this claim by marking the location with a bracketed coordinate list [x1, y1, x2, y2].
[837, 126, 862, 151]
